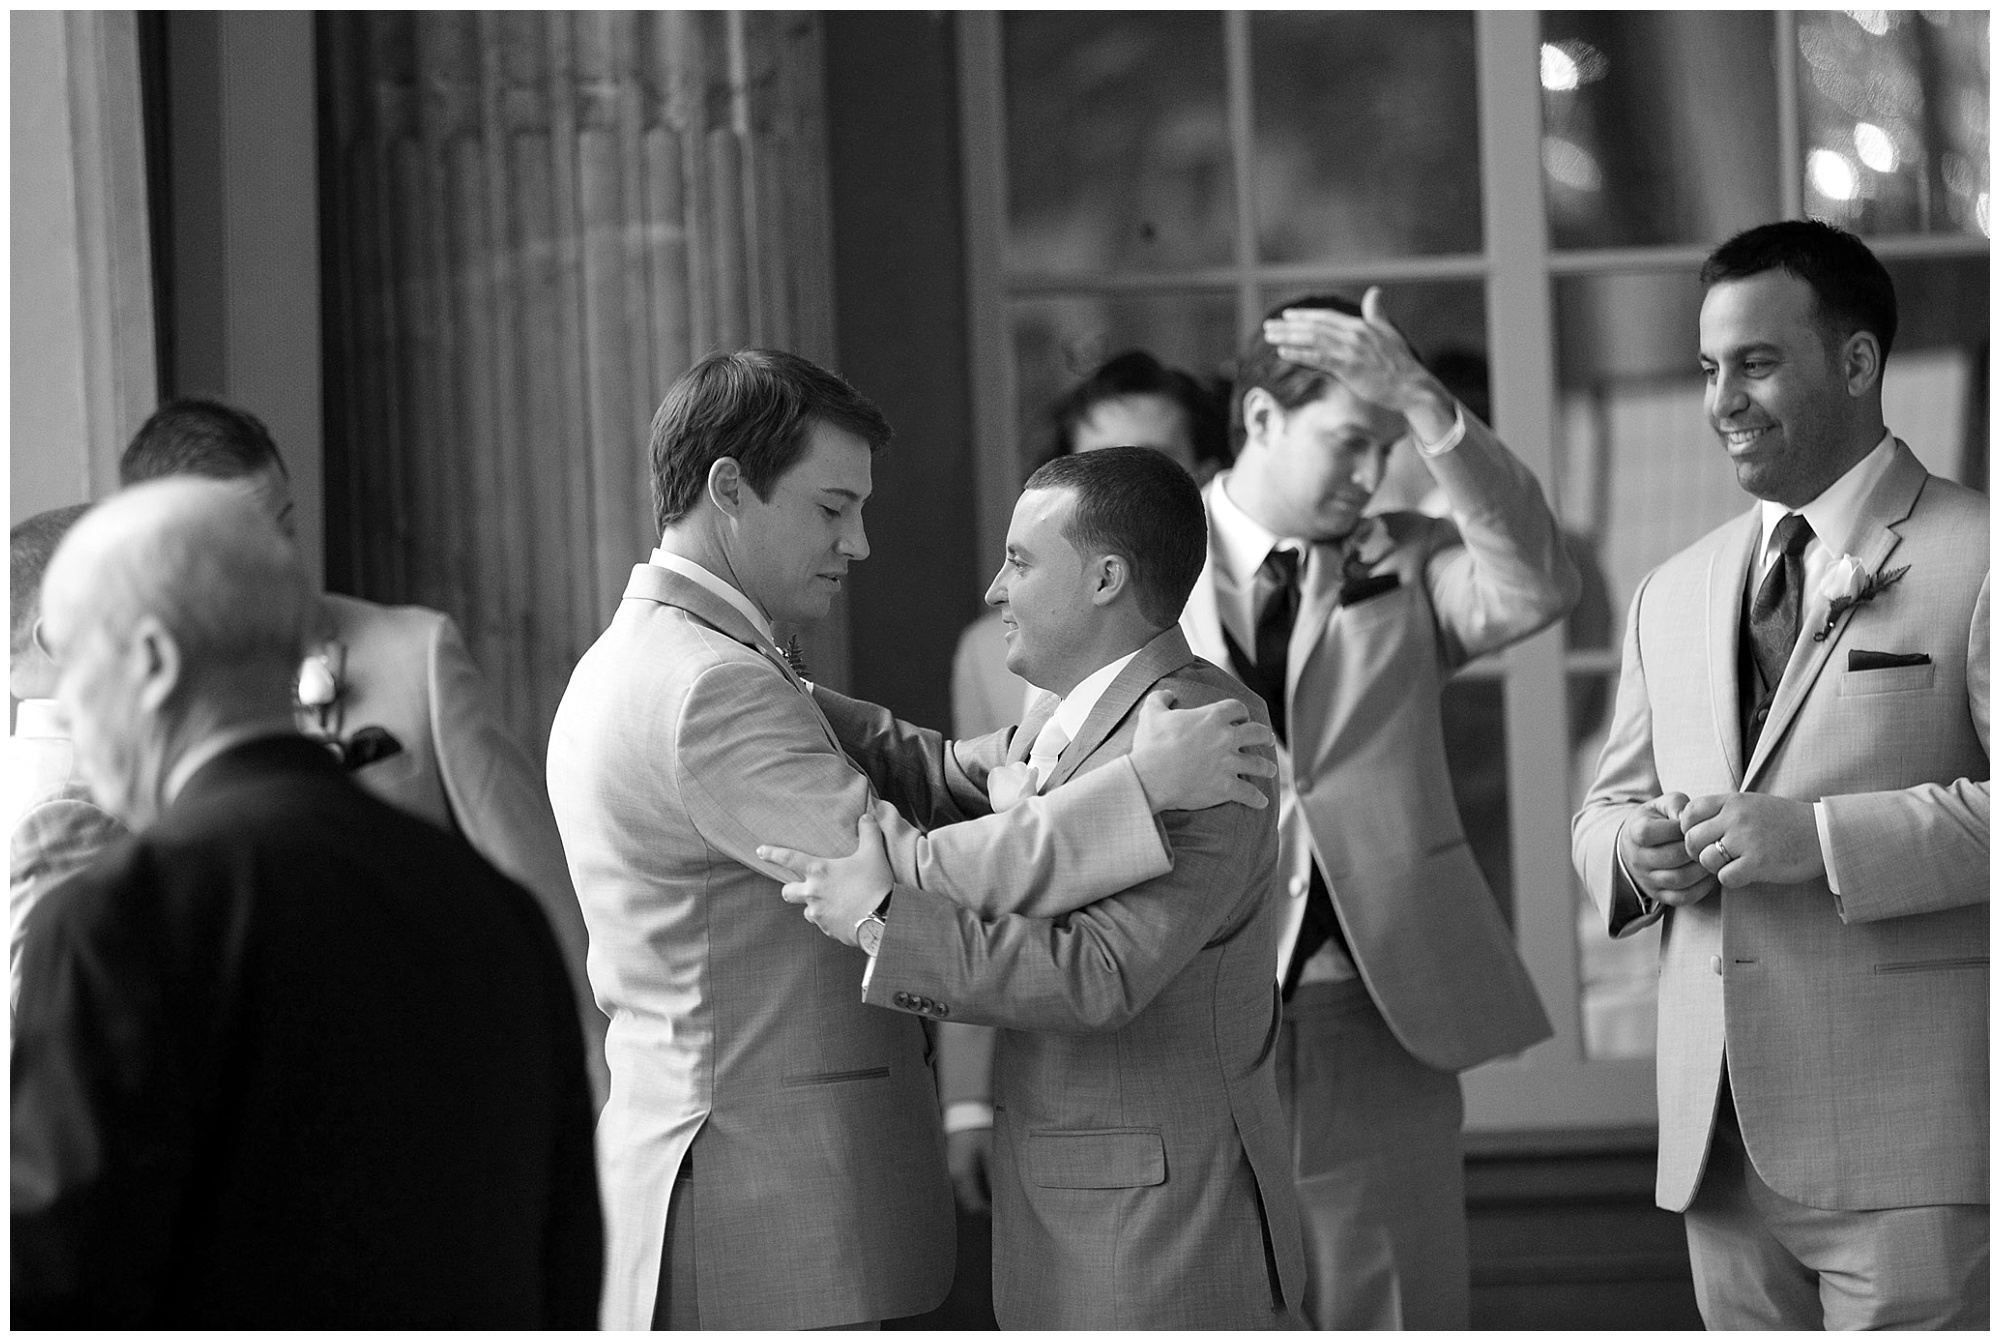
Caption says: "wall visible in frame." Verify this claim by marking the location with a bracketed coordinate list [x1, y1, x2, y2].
[824, 12, 982, 732]
[10, 11, 156, 523]
[162, 12, 324, 588]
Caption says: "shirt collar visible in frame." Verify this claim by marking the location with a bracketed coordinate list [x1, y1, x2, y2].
[13, 699, 65, 739]
[1209, 471, 1292, 587]
[650, 547, 775, 643]
[1758, 431, 1896, 566]
[1047, 648, 1142, 748]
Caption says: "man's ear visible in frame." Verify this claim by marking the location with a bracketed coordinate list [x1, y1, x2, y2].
[129, 614, 183, 715]
[1090, 553, 1131, 608]
[707, 457, 746, 517]
[1241, 388, 1282, 450]
[1840, 329, 1883, 399]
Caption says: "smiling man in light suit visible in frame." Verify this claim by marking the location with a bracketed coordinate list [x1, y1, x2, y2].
[546, 351, 1276, 1330]
[768, 445, 1305, 1328]
[1573, 220, 1988, 1328]
[1173, 290, 1578, 1328]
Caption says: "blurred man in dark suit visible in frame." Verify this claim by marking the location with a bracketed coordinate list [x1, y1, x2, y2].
[11, 479, 602, 1327]
[119, 398, 606, 1105]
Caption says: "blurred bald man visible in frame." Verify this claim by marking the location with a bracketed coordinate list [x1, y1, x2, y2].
[119, 398, 606, 1105]
[11, 481, 602, 1327]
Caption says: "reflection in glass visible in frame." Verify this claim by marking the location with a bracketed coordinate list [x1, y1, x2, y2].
[1797, 10, 1989, 237]
[1002, 13, 1234, 275]
[1249, 11, 1481, 263]
[1540, 12, 1780, 250]
[1010, 292, 1238, 481]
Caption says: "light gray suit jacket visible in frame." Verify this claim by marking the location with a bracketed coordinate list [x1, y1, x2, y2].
[1573, 441, 1989, 1212]
[1182, 411, 1573, 1071]
[546, 564, 1173, 1329]
[828, 627, 1307, 1329]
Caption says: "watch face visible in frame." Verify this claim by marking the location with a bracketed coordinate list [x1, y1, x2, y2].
[857, 916, 884, 956]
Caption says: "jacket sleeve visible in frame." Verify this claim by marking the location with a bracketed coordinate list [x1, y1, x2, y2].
[1571, 574, 1667, 939]
[865, 793, 1268, 1034]
[1421, 409, 1582, 669]
[812, 684, 1000, 827]
[424, 615, 608, 1108]
[677, 663, 1170, 921]
[1818, 571, 1990, 923]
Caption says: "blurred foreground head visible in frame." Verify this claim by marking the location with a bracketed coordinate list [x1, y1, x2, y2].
[38, 479, 311, 829]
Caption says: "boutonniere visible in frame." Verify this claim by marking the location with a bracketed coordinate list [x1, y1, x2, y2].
[1812, 557, 1909, 642]
[295, 644, 345, 736]
[783, 634, 812, 681]
[1337, 518, 1401, 606]
[294, 643, 405, 771]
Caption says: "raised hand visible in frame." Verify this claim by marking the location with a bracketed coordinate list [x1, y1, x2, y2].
[1261, 286, 1455, 435]
[1679, 792, 1826, 890]
[1616, 791, 1720, 908]
[757, 808, 894, 946]
[1128, 689, 1278, 812]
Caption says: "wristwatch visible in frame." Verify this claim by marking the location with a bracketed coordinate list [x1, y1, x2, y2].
[854, 890, 892, 956]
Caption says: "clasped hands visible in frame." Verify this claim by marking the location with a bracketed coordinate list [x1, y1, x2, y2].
[757, 690, 1277, 945]
[1617, 791, 1827, 907]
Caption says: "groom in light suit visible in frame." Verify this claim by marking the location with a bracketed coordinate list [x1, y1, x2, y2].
[1573, 220, 1988, 1328]
[546, 351, 1276, 1329]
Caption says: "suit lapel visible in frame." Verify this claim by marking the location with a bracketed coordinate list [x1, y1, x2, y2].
[1705, 513, 1760, 789]
[1045, 627, 1200, 792]
[1742, 443, 1926, 789]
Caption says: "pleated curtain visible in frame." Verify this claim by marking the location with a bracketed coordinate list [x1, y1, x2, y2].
[318, 11, 841, 757]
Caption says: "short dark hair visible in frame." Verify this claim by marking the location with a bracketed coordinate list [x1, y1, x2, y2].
[1700, 219, 1898, 364]
[1047, 349, 1230, 471]
[1023, 445, 1207, 629]
[11, 503, 92, 656]
[649, 349, 893, 533]
[1231, 293, 1375, 447]
[120, 397, 287, 485]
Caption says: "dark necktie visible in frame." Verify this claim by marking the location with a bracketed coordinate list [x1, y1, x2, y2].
[1219, 545, 1350, 997]
[1223, 545, 1302, 745]
[1743, 513, 1814, 749]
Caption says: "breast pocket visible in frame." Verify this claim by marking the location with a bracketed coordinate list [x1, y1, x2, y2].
[1838, 663, 1937, 697]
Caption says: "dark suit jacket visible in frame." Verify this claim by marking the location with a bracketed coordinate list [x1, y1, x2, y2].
[11, 735, 602, 1327]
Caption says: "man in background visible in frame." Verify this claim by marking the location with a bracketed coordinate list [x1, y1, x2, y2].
[117, 398, 606, 1104]
[8, 505, 120, 1008]
[1574, 219, 1986, 1328]
[1182, 288, 1578, 1327]
[12, 479, 601, 1326]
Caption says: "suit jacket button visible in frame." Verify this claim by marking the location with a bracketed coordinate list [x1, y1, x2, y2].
[894, 992, 911, 1007]
[934, 1002, 949, 1018]
[1710, 955, 1723, 976]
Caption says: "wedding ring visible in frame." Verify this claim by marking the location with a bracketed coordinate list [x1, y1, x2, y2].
[1710, 839, 1734, 865]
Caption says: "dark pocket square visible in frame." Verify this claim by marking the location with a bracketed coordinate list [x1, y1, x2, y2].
[1338, 572, 1401, 606]
[1848, 650, 1930, 672]
[337, 725, 406, 771]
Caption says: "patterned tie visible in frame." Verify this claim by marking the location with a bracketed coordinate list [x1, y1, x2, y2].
[1743, 513, 1814, 749]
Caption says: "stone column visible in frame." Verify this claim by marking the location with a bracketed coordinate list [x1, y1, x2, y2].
[319, 11, 841, 754]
